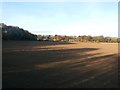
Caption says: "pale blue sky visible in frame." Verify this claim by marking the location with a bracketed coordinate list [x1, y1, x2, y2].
[1, 2, 118, 37]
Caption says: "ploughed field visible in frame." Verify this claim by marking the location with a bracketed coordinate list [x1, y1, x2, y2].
[2, 41, 119, 88]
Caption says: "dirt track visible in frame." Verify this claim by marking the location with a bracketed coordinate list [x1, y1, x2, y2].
[2, 41, 119, 88]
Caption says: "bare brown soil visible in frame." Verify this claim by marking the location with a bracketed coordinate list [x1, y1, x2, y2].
[2, 41, 119, 88]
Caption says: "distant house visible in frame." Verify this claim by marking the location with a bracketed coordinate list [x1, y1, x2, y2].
[37, 35, 43, 41]
[69, 39, 74, 42]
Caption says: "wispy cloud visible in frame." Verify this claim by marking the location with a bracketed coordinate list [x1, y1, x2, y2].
[2, 2, 118, 37]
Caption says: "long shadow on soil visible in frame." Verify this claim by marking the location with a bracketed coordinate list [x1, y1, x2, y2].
[2, 41, 75, 49]
[2, 47, 118, 88]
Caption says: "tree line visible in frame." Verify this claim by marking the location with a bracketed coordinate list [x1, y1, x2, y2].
[1, 23, 119, 43]
[37, 35, 119, 43]
[1, 23, 37, 40]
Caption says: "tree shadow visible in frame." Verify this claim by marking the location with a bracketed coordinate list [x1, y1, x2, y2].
[2, 46, 119, 88]
[2, 41, 75, 48]
[2, 48, 99, 67]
